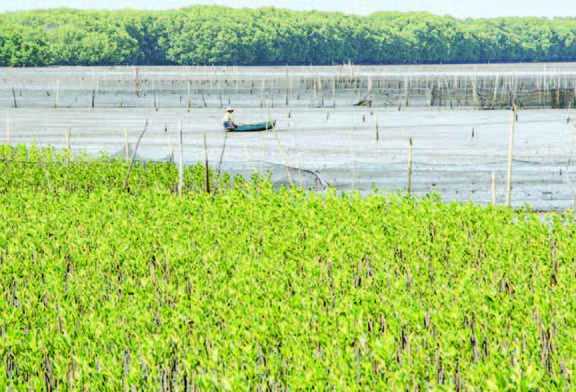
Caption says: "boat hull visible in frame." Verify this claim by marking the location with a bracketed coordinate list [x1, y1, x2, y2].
[227, 121, 276, 132]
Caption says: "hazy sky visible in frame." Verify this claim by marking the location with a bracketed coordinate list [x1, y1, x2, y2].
[1, 0, 575, 18]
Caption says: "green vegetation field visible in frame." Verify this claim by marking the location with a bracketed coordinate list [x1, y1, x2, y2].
[1, 145, 575, 390]
[2, 7, 576, 66]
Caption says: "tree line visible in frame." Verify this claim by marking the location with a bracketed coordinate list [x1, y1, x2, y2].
[1, 7, 576, 66]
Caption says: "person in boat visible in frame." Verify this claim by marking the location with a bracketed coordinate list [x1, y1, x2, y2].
[223, 108, 238, 130]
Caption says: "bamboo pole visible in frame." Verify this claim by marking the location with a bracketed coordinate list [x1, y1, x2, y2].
[491, 172, 497, 206]
[217, 132, 229, 178]
[11, 88, 18, 109]
[65, 128, 71, 151]
[153, 81, 159, 112]
[203, 133, 210, 194]
[5, 116, 10, 145]
[506, 105, 517, 207]
[408, 137, 414, 195]
[124, 120, 149, 191]
[123, 128, 130, 161]
[187, 80, 192, 112]
[178, 122, 184, 196]
[65, 128, 72, 163]
[55, 80, 60, 108]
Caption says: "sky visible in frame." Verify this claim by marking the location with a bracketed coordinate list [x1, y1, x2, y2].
[1, 0, 575, 18]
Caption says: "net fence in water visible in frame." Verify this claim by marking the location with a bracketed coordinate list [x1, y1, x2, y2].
[3, 65, 576, 110]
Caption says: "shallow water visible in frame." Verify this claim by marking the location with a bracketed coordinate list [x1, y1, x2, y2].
[2, 65, 576, 211]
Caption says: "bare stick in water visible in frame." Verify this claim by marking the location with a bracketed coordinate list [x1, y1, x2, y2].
[204, 134, 211, 194]
[407, 137, 414, 195]
[178, 122, 184, 196]
[63, 128, 72, 164]
[187, 80, 192, 112]
[11, 88, 18, 109]
[5, 116, 10, 145]
[65, 128, 71, 152]
[506, 104, 517, 207]
[217, 132, 229, 177]
[124, 120, 149, 191]
[55, 80, 60, 109]
[491, 172, 497, 206]
[123, 128, 130, 161]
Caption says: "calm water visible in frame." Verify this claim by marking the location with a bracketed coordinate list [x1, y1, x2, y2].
[2, 65, 576, 210]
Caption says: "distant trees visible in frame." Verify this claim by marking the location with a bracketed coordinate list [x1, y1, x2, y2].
[1, 7, 576, 66]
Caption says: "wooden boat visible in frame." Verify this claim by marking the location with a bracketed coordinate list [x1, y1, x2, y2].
[226, 121, 276, 132]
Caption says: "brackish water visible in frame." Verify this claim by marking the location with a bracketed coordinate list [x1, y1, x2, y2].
[2, 65, 576, 210]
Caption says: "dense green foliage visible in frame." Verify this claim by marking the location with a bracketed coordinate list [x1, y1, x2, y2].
[1, 7, 576, 66]
[1, 145, 576, 389]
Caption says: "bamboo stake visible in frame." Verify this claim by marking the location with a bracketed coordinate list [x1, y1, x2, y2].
[153, 81, 158, 112]
[203, 133, 210, 194]
[11, 88, 18, 109]
[65, 128, 72, 164]
[491, 172, 497, 206]
[124, 120, 149, 191]
[5, 116, 10, 145]
[123, 129, 130, 161]
[178, 122, 184, 197]
[217, 132, 229, 178]
[65, 128, 71, 152]
[408, 137, 414, 195]
[55, 80, 60, 108]
[187, 80, 192, 112]
[506, 105, 517, 207]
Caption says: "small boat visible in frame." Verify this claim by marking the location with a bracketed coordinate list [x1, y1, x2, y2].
[226, 121, 276, 132]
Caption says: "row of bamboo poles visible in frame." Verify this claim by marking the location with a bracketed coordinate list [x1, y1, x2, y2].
[1, 105, 522, 207]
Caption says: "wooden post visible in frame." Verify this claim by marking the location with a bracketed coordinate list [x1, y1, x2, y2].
[187, 80, 192, 112]
[55, 80, 60, 108]
[178, 122, 184, 196]
[407, 137, 414, 195]
[124, 120, 149, 191]
[332, 76, 337, 108]
[204, 133, 210, 194]
[153, 81, 158, 112]
[491, 172, 497, 206]
[123, 129, 130, 161]
[65, 128, 71, 151]
[65, 128, 72, 163]
[11, 88, 18, 109]
[506, 105, 517, 207]
[5, 116, 10, 145]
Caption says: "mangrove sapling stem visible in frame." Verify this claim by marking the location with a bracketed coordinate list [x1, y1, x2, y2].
[506, 104, 517, 207]
[124, 120, 149, 191]
[203, 133, 211, 194]
[407, 137, 414, 195]
[178, 122, 184, 197]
